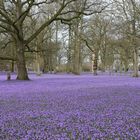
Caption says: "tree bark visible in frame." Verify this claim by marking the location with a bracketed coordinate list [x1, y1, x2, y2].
[73, 43, 80, 75]
[16, 39, 29, 80]
[67, 25, 72, 73]
[72, 16, 83, 75]
[124, 59, 128, 72]
[73, 30, 81, 75]
[11, 60, 14, 72]
[133, 48, 139, 77]
[131, 1, 138, 77]
[92, 53, 98, 75]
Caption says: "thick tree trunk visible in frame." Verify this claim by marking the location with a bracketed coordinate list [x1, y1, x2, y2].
[12, 0, 29, 80]
[16, 40, 29, 80]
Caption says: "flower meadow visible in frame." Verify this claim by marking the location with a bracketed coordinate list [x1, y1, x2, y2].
[0, 74, 140, 140]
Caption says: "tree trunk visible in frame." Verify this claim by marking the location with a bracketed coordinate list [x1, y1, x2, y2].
[101, 56, 106, 72]
[73, 44, 80, 75]
[67, 25, 72, 73]
[124, 60, 128, 72]
[73, 34, 81, 75]
[72, 18, 82, 75]
[133, 48, 139, 77]
[35, 51, 41, 76]
[11, 60, 14, 72]
[92, 52, 98, 75]
[16, 40, 29, 80]
[36, 61, 41, 76]
[131, 4, 138, 77]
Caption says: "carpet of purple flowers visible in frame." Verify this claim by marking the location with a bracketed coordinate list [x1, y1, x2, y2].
[0, 74, 140, 140]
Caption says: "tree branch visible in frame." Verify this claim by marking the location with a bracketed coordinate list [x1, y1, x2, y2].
[0, 56, 16, 61]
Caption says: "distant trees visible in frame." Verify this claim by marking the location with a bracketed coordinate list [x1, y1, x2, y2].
[80, 14, 112, 75]
[112, 0, 140, 76]
[0, 0, 140, 79]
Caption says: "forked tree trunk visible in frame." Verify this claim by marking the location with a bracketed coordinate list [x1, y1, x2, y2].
[16, 40, 29, 80]
[13, 0, 29, 80]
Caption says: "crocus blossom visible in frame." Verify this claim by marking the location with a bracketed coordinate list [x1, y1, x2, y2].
[0, 74, 140, 139]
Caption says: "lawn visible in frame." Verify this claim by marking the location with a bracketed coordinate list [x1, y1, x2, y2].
[0, 74, 140, 140]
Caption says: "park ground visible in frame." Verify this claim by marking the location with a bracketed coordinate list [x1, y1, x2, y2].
[0, 73, 140, 139]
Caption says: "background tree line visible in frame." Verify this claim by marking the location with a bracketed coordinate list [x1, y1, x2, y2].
[0, 0, 140, 80]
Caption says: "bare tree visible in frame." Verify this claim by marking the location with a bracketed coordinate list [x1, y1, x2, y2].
[113, 0, 140, 76]
[0, 0, 106, 79]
